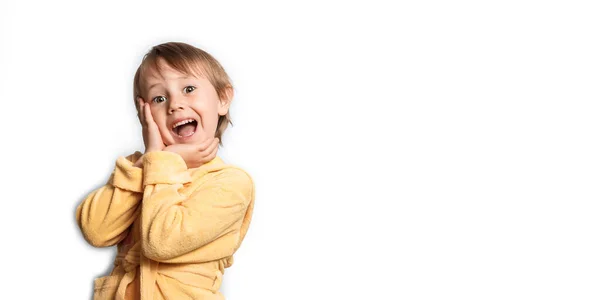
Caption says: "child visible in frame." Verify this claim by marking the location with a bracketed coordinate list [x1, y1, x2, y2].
[75, 42, 255, 300]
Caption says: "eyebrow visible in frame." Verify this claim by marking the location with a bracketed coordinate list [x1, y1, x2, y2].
[147, 76, 193, 91]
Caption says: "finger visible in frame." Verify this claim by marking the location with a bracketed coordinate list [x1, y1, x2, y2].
[211, 138, 220, 153]
[194, 136, 212, 151]
[201, 137, 219, 156]
[144, 104, 161, 134]
[144, 104, 165, 150]
[201, 136, 217, 148]
[144, 102, 154, 125]
[207, 138, 219, 159]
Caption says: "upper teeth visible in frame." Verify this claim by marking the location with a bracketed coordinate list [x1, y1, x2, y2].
[172, 119, 194, 129]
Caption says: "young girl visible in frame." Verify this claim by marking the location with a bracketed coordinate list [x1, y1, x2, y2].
[76, 42, 255, 300]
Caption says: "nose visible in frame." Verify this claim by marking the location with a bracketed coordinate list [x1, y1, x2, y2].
[168, 96, 184, 114]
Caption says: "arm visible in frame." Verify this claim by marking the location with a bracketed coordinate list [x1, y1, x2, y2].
[140, 151, 254, 262]
[75, 151, 144, 247]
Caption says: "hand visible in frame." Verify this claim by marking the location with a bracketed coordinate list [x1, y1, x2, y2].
[163, 136, 220, 169]
[137, 97, 165, 154]
[132, 137, 219, 169]
[133, 156, 143, 168]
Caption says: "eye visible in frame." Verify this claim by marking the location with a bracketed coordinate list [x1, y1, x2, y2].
[184, 86, 196, 94]
[152, 95, 167, 103]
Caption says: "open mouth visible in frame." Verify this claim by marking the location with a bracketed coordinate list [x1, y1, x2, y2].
[172, 119, 198, 138]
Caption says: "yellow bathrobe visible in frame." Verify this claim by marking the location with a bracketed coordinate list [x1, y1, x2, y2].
[76, 151, 255, 300]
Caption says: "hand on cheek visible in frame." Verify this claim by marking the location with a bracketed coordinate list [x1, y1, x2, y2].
[163, 136, 220, 169]
[134, 98, 166, 168]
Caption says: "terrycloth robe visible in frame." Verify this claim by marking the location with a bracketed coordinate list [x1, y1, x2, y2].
[76, 151, 255, 300]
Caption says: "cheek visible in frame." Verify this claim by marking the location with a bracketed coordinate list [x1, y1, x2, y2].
[199, 102, 220, 117]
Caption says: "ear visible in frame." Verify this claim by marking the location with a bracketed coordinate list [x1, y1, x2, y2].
[217, 86, 234, 116]
[136, 96, 145, 124]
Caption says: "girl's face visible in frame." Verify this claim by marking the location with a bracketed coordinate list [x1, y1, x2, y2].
[138, 58, 231, 146]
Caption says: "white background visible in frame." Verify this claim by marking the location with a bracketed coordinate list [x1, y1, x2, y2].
[1, 1, 599, 299]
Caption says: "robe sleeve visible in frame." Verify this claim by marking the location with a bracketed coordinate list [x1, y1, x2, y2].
[75, 151, 143, 247]
[139, 151, 254, 262]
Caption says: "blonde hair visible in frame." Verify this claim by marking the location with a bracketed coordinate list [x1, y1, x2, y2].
[133, 42, 234, 146]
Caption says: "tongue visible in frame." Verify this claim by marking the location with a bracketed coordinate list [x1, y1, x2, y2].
[177, 123, 196, 137]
